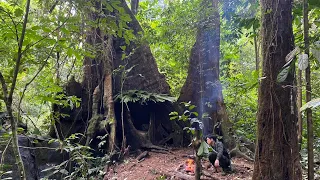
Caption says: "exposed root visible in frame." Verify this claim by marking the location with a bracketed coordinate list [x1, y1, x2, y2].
[158, 133, 174, 145]
[230, 147, 254, 162]
[136, 151, 149, 161]
[141, 144, 168, 151]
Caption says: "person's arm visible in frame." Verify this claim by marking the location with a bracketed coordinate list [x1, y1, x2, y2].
[216, 142, 224, 160]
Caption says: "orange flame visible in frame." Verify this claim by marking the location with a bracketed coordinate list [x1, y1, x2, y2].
[185, 158, 195, 173]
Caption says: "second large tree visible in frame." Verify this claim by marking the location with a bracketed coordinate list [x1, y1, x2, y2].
[253, 0, 301, 179]
[179, 0, 235, 148]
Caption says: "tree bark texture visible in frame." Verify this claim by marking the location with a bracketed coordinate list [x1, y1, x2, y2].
[112, 0, 181, 148]
[113, 0, 170, 95]
[76, 0, 175, 151]
[82, 1, 118, 151]
[253, 0, 301, 179]
[178, 0, 235, 149]
[51, 0, 183, 151]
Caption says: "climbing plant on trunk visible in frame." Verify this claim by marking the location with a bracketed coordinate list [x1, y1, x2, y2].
[303, 0, 314, 178]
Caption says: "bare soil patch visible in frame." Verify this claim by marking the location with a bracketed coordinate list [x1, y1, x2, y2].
[104, 148, 253, 180]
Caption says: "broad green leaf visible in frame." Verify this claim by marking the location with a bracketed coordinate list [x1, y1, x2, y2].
[170, 116, 178, 120]
[14, 8, 23, 17]
[192, 112, 199, 117]
[277, 65, 291, 83]
[2, 177, 13, 180]
[188, 105, 196, 110]
[120, 45, 126, 51]
[169, 111, 178, 116]
[2, 171, 12, 175]
[300, 98, 320, 111]
[105, 3, 113, 12]
[197, 141, 211, 156]
[298, 54, 308, 70]
[311, 41, 320, 63]
[67, 48, 73, 57]
[197, 142, 204, 156]
[59, 169, 69, 175]
[41, 165, 57, 173]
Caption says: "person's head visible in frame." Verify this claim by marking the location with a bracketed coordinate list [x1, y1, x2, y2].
[206, 134, 217, 146]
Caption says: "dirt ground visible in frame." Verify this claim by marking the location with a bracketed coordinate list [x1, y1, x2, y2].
[104, 148, 253, 180]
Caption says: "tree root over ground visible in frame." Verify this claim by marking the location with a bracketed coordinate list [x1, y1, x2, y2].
[229, 146, 254, 162]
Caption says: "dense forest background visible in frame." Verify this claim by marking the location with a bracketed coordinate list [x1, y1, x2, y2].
[0, 0, 319, 179]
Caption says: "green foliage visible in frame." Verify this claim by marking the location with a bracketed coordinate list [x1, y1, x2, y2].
[87, 115, 103, 136]
[170, 102, 199, 125]
[138, 0, 261, 142]
[276, 47, 301, 82]
[292, 1, 320, 155]
[197, 141, 213, 157]
[42, 133, 110, 179]
[0, 1, 138, 178]
[170, 101, 214, 179]
[221, 38, 258, 141]
[170, 102, 207, 151]
[0, 131, 13, 179]
[156, 175, 167, 180]
[0, 0, 85, 133]
[0, 0, 319, 177]
[114, 90, 176, 104]
[0, 0, 138, 134]
[137, 0, 199, 96]
[277, 63, 295, 83]
[301, 98, 320, 111]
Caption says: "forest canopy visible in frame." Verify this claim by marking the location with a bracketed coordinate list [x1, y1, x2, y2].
[0, 0, 319, 179]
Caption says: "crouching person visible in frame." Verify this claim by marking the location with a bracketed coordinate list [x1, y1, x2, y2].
[206, 134, 232, 174]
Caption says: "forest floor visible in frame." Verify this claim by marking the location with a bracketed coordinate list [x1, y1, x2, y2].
[104, 148, 253, 180]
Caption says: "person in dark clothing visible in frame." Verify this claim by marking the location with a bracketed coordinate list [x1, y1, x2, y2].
[206, 134, 232, 173]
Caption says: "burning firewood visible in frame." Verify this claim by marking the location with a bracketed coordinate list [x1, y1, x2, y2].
[185, 158, 195, 174]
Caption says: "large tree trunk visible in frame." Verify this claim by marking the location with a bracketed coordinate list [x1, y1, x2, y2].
[178, 0, 235, 149]
[131, 0, 139, 15]
[50, 0, 185, 153]
[52, 0, 183, 152]
[252, 0, 301, 179]
[113, 0, 170, 95]
[110, 0, 179, 150]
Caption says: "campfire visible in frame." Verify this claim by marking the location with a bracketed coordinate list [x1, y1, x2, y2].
[170, 156, 220, 180]
[185, 158, 195, 174]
